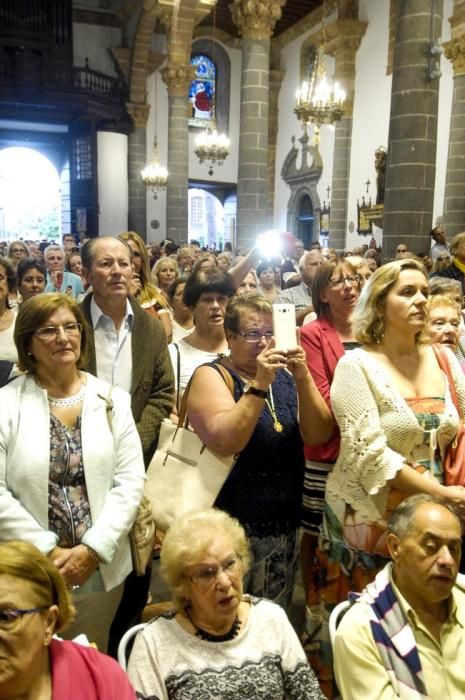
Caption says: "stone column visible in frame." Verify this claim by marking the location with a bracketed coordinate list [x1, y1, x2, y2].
[382, 0, 443, 258]
[325, 19, 367, 251]
[443, 1, 465, 235]
[126, 102, 150, 240]
[267, 66, 285, 224]
[161, 63, 196, 243]
[231, 0, 285, 248]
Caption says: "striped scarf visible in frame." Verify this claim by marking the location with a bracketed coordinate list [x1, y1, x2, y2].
[351, 563, 428, 699]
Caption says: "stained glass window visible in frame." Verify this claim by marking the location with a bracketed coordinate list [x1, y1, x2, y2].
[188, 54, 216, 128]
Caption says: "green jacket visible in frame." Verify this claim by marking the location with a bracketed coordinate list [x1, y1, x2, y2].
[80, 294, 174, 466]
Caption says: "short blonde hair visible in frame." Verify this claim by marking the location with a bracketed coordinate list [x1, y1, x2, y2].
[420, 294, 461, 345]
[160, 509, 251, 609]
[353, 258, 427, 345]
[450, 232, 465, 256]
[224, 293, 272, 335]
[0, 541, 75, 633]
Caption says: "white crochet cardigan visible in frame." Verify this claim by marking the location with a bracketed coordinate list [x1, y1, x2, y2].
[327, 347, 465, 523]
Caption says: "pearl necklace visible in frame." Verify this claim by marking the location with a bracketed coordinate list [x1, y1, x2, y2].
[48, 384, 86, 408]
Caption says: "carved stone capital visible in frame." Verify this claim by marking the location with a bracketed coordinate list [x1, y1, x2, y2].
[324, 19, 368, 61]
[444, 36, 465, 76]
[127, 102, 151, 128]
[162, 63, 197, 96]
[230, 0, 285, 40]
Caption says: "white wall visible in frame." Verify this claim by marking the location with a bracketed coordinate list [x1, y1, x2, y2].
[97, 132, 128, 235]
[274, 0, 455, 249]
[73, 23, 122, 76]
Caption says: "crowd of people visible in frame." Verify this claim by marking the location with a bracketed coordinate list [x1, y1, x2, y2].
[0, 226, 464, 699]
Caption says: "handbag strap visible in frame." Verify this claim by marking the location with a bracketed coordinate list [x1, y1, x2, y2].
[97, 386, 114, 433]
[432, 343, 461, 419]
[178, 362, 235, 427]
[174, 342, 181, 412]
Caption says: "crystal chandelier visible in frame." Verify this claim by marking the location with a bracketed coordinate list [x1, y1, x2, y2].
[294, 4, 345, 144]
[193, 5, 230, 176]
[141, 141, 168, 199]
[194, 127, 230, 176]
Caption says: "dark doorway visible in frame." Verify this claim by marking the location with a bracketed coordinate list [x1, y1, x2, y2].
[297, 194, 314, 248]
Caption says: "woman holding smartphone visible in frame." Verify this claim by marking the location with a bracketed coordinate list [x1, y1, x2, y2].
[186, 294, 332, 611]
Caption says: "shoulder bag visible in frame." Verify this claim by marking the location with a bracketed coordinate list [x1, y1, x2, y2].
[144, 363, 236, 532]
[432, 343, 465, 486]
[100, 389, 155, 577]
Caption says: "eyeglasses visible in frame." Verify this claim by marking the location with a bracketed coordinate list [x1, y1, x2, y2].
[0, 606, 48, 631]
[237, 330, 274, 343]
[184, 555, 242, 587]
[328, 275, 360, 289]
[10, 248, 25, 254]
[34, 322, 82, 340]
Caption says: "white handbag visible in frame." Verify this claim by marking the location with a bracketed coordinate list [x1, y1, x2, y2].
[144, 364, 236, 532]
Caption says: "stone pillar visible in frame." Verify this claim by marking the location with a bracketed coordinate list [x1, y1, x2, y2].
[267, 66, 285, 224]
[443, 1, 465, 235]
[231, 0, 285, 248]
[126, 102, 150, 240]
[161, 63, 196, 243]
[382, 0, 442, 258]
[325, 19, 367, 251]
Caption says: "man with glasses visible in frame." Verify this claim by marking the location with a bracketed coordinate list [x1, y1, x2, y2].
[44, 244, 84, 299]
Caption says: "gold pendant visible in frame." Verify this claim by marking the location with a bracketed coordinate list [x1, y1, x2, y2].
[274, 420, 283, 433]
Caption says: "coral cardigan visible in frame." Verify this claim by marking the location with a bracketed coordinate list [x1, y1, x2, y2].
[50, 639, 136, 699]
[300, 317, 345, 463]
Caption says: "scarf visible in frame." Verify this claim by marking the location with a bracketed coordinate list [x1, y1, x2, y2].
[351, 563, 428, 699]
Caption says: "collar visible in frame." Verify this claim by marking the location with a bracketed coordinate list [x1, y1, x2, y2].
[90, 295, 134, 329]
[391, 575, 465, 631]
[454, 258, 465, 275]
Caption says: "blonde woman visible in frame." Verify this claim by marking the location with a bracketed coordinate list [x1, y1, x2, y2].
[307, 259, 465, 696]
[119, 231, 172, 342]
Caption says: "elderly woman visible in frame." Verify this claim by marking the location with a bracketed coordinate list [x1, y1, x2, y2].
[236, 269, 258, 294]
[167, 277, 194, 343]
[168, 268, 235, 409]
[6, 239, 29, 270]
[17, 257, 47, 302]
[299, 261, 360, 593]
[119, 231, 172, 341]
[424, 294, 462, 354]
[128, 509, 324, 700]
[0, 257, 18, 361]
[0, 540, 136, 699]
[0, 293, 145, 651]
[308, 259, 465, 697]
[187, 294, 332, 610]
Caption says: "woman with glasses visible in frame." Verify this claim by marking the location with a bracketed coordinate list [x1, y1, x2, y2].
[0, 540, 136, 699]
[186, 295, 332, 611]
[0, 293, 145, 651]
[128, 509, 324, 700]
[299, 261, 360, 650]
[308, 260, 465, 697]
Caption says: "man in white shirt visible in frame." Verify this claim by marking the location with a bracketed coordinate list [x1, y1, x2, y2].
[80, 235, 174, 657]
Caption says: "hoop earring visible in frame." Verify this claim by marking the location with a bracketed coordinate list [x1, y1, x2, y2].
[373, 318, 385, 344]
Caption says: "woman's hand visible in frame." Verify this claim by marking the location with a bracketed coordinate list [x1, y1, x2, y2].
[254, 339, 287, 389]
[286, 340, 310, 382]
[50, 544, 99, 587]
[128, 273, 142, 297]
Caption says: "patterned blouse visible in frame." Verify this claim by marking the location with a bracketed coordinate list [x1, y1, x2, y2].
[48, 414, 92, 546]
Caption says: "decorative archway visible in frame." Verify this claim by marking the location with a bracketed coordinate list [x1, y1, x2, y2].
[281, 130, 322, 244]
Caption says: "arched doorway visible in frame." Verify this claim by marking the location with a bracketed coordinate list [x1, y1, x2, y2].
[297, 194, 314, 249]
[0, 146, 62, 240]
[188, 188, 226, 249]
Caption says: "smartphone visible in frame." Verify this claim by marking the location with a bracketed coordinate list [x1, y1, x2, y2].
[272, 304, 297, 352]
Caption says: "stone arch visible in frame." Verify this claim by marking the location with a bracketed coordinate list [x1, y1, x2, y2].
[129, 10, 158, 105]
[190, 37, 231, 133]
[287, 184, 321, 244]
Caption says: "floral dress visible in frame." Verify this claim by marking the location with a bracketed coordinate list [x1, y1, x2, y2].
[48, 414, 92, 546]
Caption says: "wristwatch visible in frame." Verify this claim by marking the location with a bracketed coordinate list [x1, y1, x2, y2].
[243, 381, 268, 399]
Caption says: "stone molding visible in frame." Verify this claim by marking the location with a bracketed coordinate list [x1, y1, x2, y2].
[324, 19, 367, 116]
[444, 35, 465, 76]
[162, 63, 197, 95]
[127, 101, 151, 128]
[230, 0, 285, 39]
